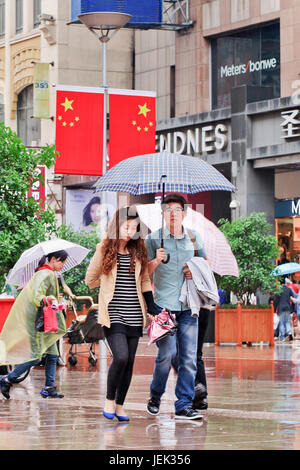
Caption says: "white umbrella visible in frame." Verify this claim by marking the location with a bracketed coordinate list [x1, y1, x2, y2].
[6, 238, 90, 287]
[136, 204, 239, 277]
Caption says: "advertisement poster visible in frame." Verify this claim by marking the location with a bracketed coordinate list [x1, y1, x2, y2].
[33, 63, 50, 119]
[28, 165, 46, 207]
[65, 189, 116, 237]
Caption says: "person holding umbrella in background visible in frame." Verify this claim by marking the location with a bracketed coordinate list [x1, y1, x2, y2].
[274, 278, 297, 342]
[0, 250, 68, 399]
[0, 238, 89, 400]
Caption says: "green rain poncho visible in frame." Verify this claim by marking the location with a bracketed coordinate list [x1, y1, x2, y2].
[0, 269, 66, 365]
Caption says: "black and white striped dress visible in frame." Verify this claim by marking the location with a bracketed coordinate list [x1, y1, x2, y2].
[104, 254, 143, 338]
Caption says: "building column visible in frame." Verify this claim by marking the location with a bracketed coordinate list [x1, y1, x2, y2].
[24, 0, 34, 34]
[4, 0, 14, 130]
[230, 85, 275, 225]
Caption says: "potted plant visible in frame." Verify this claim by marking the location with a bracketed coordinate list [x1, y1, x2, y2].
[214, 212, 280, 346]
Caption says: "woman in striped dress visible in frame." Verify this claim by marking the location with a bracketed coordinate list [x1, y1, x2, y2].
[85, 206, 157, 422]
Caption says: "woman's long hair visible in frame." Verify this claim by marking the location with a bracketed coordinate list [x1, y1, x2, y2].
[99, 206, 148, 276]
[35, 250, 68, 272]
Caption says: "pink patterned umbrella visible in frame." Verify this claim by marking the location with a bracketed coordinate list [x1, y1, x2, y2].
[137, 204, 239, 277]
[147, 309, 177, 346]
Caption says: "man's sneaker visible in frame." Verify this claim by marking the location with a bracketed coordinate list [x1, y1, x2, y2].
[175, 408, 203, 420]
[40, 386, 64, 398]
[147, 397, 161, 415]
[0, 376, 12, 400]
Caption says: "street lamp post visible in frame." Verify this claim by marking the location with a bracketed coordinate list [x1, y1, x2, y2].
[76, 12, 131, 360]
[77, 12, 132, 179]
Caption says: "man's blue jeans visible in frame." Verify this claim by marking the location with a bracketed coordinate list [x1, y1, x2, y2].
[150, 309, 198, 413]
[8, 354, 58, 387]
[278, 312, 292, 340]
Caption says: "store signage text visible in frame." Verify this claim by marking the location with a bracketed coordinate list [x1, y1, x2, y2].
[292, 199, 300, 216]
[281, 109, 300, 139]
[220, 58, 277, 78]
[156, 124, 228, 155]
[275, 198, 300, 218]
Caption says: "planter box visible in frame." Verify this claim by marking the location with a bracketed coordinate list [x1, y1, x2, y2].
[215, 302, 274, 346]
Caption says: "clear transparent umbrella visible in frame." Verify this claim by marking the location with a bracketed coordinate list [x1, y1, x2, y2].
[136, 203, 239, 277]
[6, 238, 90, 287]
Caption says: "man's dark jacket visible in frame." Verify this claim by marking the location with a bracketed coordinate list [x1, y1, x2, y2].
[274, 285, 294, 314]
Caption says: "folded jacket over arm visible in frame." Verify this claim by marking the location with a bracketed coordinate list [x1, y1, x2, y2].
[179, 257, 219, 316]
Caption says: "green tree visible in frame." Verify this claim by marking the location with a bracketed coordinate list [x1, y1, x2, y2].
[216, 212, 280, 304]
[55, 224, 99, 303]
[0, 123, 57, 291]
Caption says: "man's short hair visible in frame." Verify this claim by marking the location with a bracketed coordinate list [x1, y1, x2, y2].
[162, 194, 187, 210]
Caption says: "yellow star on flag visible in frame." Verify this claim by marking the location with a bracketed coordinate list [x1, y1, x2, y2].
[58, 116, 62, 121]
[75, 117, 80, 122]
[63, 122, 67, 127]
[137, 126, 141, 132]
[138, 103, 150, 118]
[132, 120, 136, 126]
[61, 97, 74, 112]
[144, 127, 148, 132]
[70, 122, 74, 127]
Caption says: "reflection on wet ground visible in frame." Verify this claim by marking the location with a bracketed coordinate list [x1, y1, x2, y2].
[2, 337, 300, 450]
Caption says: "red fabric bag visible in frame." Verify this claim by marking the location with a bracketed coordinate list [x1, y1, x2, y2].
[43, 298, 58, 333]
[292, 312, 298, 327]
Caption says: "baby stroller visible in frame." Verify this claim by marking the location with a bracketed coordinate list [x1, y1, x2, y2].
[64, 294, 111, 367]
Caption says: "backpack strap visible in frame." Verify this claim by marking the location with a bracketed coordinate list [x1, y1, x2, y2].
[186, 228, 198, 257]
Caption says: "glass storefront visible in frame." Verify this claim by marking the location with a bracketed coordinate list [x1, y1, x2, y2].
[211, 22, 280, 109]
[275, 198, 300, 279]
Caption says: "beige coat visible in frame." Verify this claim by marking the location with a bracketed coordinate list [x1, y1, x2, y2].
[85, 242, 152, 328]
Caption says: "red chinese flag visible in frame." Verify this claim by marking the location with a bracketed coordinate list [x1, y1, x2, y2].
[55, 86, 104, 176]
[109, 91, 156, 169]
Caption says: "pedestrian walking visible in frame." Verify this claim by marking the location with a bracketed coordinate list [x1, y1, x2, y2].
[85, 206, 156, 422]
[146, 194, 208, 420]
[0, 250, 68, 399]
[292, 283, 300, 321]
[274, 278, 296, 342]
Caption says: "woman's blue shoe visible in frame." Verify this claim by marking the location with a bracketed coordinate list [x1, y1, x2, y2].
[103, 409, 116, 420]
[116, 414, 130, 422]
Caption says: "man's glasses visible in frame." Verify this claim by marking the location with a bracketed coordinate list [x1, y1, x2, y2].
[164, 207, 184, 213]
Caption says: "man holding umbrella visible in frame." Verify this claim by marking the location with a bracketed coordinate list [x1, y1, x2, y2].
[146, 194, 207, 420]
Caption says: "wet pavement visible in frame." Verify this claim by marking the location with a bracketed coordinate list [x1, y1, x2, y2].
[1, 336, 300, 451]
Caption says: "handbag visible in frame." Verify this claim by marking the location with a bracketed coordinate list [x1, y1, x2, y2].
[35, 298, 58, 333]
[292, 312, 298, 327]
[147, 309, 177, 346]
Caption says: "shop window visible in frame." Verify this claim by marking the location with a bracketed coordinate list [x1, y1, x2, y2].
[16, 0, 23, 34]
[33, 0, 41, 28]
[0, 0, 5, 38]
[0, 93, 4, 122]
[17, 85, 41, 146]
[211, 22, 280, 109]
[275, 218, 300, 265]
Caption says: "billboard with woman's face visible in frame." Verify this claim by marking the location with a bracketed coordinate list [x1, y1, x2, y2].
[65, 189, 116, 238]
